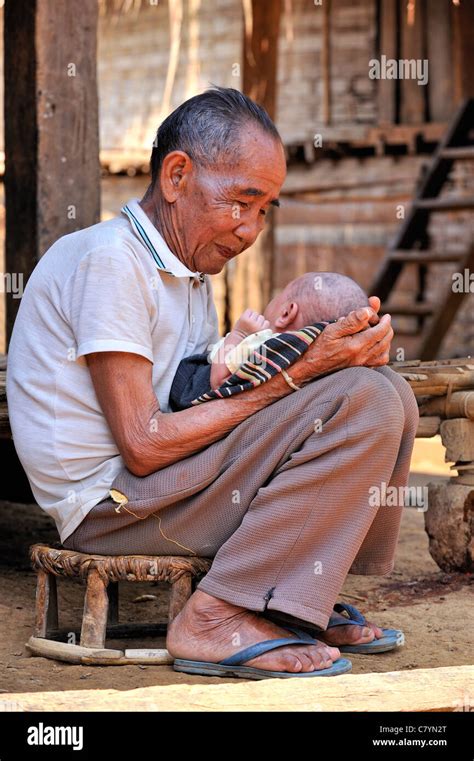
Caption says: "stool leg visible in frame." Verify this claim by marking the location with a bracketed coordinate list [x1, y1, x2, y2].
[80, 569, 109, 649]
[169, 572, 192, 623]
[35, 570, 58, 637]
[107, 582, 119, 625]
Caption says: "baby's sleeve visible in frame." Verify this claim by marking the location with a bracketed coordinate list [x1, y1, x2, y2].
[208, 335, 227, 363]
[223, 329, 275, 374]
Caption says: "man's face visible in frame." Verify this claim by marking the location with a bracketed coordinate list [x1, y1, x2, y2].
[169, 125, 287, 275]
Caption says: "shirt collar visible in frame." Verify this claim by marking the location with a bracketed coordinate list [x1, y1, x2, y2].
[121, 198, 205, 281]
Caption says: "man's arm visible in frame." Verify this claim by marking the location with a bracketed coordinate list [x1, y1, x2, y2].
[86, 349, 296, 477]
[86, 297, 393, 477]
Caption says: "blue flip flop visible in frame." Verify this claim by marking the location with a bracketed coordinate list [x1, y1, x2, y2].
[326, 603, 405, 654]
[173, 626, 352, 680]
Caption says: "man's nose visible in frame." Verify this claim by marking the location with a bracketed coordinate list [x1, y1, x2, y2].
[233, 216, 265, 248]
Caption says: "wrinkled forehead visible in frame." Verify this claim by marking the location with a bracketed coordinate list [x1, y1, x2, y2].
[217, 129, 286, 187]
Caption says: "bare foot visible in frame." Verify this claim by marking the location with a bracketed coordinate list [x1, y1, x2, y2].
[318, 618, 384, 647]
[167, 590, 342, 674]
[264, 608, 384, 648]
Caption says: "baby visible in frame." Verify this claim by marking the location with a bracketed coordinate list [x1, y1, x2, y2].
[168, 271, 369, 411]
[208, 271, 369, 389]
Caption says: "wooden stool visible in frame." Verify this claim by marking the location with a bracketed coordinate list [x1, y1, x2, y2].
[25, 543, 212, 666]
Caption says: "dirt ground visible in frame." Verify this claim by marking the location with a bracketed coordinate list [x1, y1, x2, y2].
[0, 438, 472, 695]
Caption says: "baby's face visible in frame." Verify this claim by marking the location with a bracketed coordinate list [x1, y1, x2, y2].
[262, 293, 283, 332]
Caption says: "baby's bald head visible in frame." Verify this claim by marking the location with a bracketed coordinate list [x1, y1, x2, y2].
[264, 272, 369, 331]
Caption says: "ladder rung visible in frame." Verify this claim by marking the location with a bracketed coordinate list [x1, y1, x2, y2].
[440, 146, 474, 160]
[389, 328, 423, 337]
[382, 303, 434, 316]
[388, 250, 462, 263]
[414, 197, 474, 212]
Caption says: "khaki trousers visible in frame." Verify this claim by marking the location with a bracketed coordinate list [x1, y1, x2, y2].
[63, 366, 419, 629]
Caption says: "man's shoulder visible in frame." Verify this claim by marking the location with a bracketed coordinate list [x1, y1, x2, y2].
[49, 216, 133, 259]
[34, 216, 149, 281]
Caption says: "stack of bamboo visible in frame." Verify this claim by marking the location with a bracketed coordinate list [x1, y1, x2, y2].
[389, 356, 474, 439]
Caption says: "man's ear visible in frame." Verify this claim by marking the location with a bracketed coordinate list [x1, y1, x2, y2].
[159, 150, 193, 203]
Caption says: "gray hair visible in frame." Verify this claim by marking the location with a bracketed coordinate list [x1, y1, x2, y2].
[149, 86, 282, 186]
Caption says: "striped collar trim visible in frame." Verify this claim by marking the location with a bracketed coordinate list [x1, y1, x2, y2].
[121, 198, 201, 279]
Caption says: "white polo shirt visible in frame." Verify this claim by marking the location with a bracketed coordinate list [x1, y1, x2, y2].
[6, 198, 220, 543]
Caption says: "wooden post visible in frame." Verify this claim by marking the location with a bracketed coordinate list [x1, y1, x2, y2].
[452, 0, 474, 105]
[377, 0, 398, 125]
[34, 571, 58, 637]
[232, 0, 282, 324]
[168, 573, 193, 623]
[321, 0, 331, 126]
[426, 0, 453, 122]
[4, 0, 101, 345]
[80, 569, 109, 649]
[399, 0, 427, 125]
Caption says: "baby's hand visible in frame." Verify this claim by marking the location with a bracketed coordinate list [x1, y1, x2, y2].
[233, 309, 271, 337]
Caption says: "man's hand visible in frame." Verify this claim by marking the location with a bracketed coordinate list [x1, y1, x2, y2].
[291, 296, 393, 385]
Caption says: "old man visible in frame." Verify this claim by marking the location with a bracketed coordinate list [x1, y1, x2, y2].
[7, 87, 418, 679]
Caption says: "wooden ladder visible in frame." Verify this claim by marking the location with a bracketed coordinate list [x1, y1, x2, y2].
[370, 98, 474, 360]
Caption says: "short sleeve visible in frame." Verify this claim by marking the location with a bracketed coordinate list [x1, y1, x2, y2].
[63, 247, 154, 363]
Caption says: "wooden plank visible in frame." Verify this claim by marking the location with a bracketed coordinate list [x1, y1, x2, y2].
[452, 0, 474, 104]
[440, 147, 474, 161]
[399, 0, 427, 125]
[383, 303, 434, 316]
[4, 0, 101, 344]
[377, 0, 398, 125]
[416, 416, 440, 438]
[236, 0, 282, 326]
[391, 357, 474, 369]
[26, 637, 123, 665]
[420, 392, 474, 421]
[321, 0, 331, 126]
[4, 0, 36, 345]
[426, 1, 453, 122]
[389, 251, 460, 263]
[414, 197, 474, 212]
[277, 199, 409, 226]
[2, 665, 473, 712]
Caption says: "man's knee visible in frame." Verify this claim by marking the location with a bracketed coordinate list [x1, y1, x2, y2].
[304, 366, 406, 433]
[373, 366, 419, 431]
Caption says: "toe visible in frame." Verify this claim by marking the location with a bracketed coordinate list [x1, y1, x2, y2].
[370, 623, 384, 639]
[356, 626, 375, 643]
